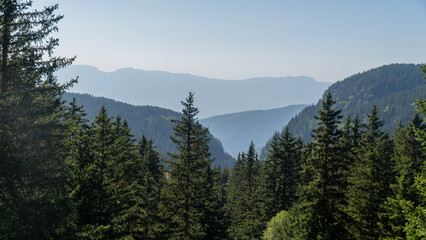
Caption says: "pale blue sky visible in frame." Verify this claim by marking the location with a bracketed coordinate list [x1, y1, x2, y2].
[35, 0, 426, 82]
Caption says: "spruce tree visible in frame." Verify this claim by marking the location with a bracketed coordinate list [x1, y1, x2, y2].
[262, 127, 301, 221]
[113, 136, 165, 239]
[347, 105, 394, 240]
[73, 106, 115, 238]
[379, 116, 425, 239]
[166, 92, 218, 239]
[262, 132, 282, 219]
[398, 83, 426, 239]
[351, 115, 363, 147]
[227, 142, 264, 239]
[299, 92, 349, 240]
[226, 153, 246, 238]
[64, 98, 95, 236]
[0, 1, 74, 238]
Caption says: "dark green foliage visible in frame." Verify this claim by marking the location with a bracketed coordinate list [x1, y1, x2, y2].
[396, 68, 426, 240]
[379, 115, 426, 239]
[399, 172, 426, 240]
[346, 105, 394, 240]
[298, 92, 349, 240]
[113, 137, 165, 239]
[226, 142, 264, 239]
[284, 64, 426, 142]
[63, 93, 235, 168]
[65, 101, 168, 240]
[262, 127, 302, 221]
[65, 98, 94, 233]
[414, 97, 426, 147]
[68, 107, 145, 239]
[165, 92, 220, 239]
[0, 1, 74, 238]
[74, 106, 116, 238]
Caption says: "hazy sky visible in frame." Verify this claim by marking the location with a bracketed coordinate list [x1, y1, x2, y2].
[35, 0, 426, 82]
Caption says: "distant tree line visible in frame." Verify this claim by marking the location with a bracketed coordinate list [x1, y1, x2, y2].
[0, 1, 425, 239]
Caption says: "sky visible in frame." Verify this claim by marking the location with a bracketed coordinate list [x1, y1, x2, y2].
[34, 0, 426, 82]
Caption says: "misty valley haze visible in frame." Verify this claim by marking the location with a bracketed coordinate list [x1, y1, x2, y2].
[56, 64, 330, 118]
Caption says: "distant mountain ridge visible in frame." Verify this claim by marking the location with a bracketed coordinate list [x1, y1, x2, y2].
[200, 104, 307, 156]
[260, 63, 426, 159]
[63, 93, 235, 168]
[56, 65, 331, 118]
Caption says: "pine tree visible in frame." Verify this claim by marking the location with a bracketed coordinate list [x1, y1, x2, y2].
[299, 92, 349, 240]
[166, 92, 217, 239]
[113, 136, 165, 239]
[0, 1, 74, 238]
[347, 105, 394, 240]
[262, 133, 282, 219]
[262, 127, 301, 221]
[214, 167, 230, 240]
[71, 106, 117, 239]
[413, 97, 426, 148]
[226, 152, 246, 238]
[379, 115, 425, 239]
[398, 70, 426, 239]
[227, 142, 264, 239]
[351, 115, 363, 147]
[64, 98, 95, 236]
[399, 171, 426, 240]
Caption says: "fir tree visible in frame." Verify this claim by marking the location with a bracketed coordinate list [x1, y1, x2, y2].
[347, 105, 394, 240]
[299, 92, 349, 240]
[399, 69, 426, 239]
[166, 92, 218, 239]
[0, 1, 74, 238]
[227, 142, 264, 239]
[262, 127, 301, 221]
[351, 115, 363, 147]
[379, 115, 425, 239]
[64, 98, 95, 236]
[113, 137, 165, 239]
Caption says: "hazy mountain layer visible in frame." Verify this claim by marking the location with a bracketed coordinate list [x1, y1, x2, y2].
[260, 63, 426, 159]
[200, 104, 307, 156]
[63, 93, 235, 168]
[57, 65, 330, 118]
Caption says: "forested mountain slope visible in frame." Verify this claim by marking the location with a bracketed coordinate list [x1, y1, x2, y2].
[261, 63, 425, 158]
[63, 93, 235, 168]
[200, 104, 307, 156]
[57, 65, 330, 118]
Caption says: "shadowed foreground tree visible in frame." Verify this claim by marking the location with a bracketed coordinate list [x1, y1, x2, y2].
[0, 1, 75, 239]
[165, 92, 222, 239]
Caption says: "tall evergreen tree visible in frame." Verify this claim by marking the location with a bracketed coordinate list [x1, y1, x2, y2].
[227, 142, 264, 239]
[351, 115, 363, 148]
[166, 92, 218, 239]
[113, 136, 165, 239]
[73, 106, 116, 239]
[379, 115, 425, 239]
[262, 127, 301, 221]
[226, 152, 245, 238]
[64, 98, 95, 237]
[298, 92, 349, 240]
[0, 1, 74, 238]
[347, 105, 394, 240]
[398, 68, 426, 240]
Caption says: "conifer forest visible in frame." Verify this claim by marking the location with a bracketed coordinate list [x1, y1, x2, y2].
[0, 1, 425, 240]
